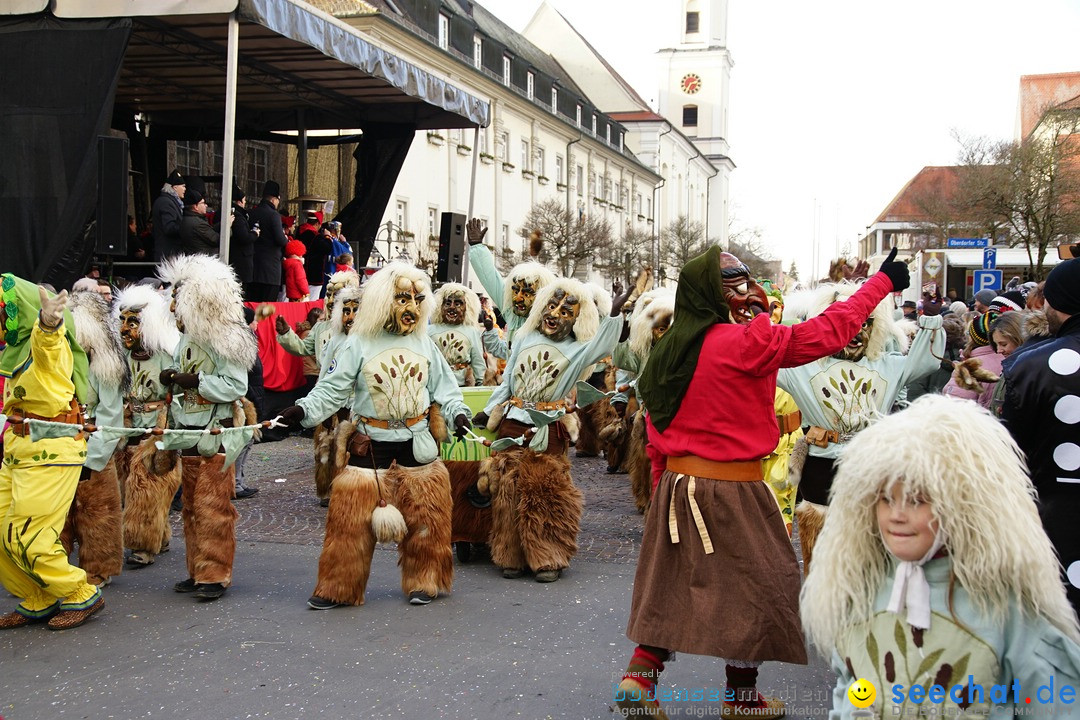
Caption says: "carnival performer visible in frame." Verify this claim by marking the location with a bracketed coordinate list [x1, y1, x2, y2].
[465, 219, 555, 359]
[473, 278, 629, 582]
[613, 247, 910, 720]
[801, 395, 1080, 719]
[275, 270, 362, 506]
[277, 262, 471, 608]
[428, 282, 486, 387]
[1002, 257, 1080, 614]
[611, 288, 674, 512]
[777, 276, 943, 569]
[159, 254, 256, 601]
[573, 283, 618, 460]
[60, 291, 129, 586]
[0, 277, 104, 630]
[113, 284, 182, 568]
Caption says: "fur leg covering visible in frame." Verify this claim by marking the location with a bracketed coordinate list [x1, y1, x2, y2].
[574, 402, 605, 457]
[393, 461, 454, 598]
[68, 457, 124, 585]
[626, 411, 652, 515]
[312, 422, 335, 501]
[515, 451, 582, 571]
[448, 460, 492, 544]
[123, 437, 182, 559]
[184, 454, 238, 586]
[487, 450, 527, 571]
[180, 458, 200, 580]
[795, 501, 826, 576]
[313, 467, 378, 605]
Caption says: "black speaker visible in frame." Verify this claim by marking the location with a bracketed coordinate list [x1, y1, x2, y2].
[96, 136, 129, 255]
[437, 212, 466, 283]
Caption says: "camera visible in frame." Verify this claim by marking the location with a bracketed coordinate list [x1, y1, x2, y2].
[1058, 244, 1078, 260]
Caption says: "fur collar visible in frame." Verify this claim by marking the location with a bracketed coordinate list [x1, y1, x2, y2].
[69, 291, 130, 392]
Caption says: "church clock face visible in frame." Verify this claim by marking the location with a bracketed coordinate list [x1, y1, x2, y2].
[681, 73, 702, 94]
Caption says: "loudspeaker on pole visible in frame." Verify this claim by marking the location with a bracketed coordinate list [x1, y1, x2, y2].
[437, 212, 466, 283]
[96, 136, 129, 256]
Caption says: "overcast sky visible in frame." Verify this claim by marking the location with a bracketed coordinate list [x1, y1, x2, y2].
[477, 0, 1080, 278]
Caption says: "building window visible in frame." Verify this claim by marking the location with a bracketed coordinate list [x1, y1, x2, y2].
[686, 11, 700, 33]
[245, 143, 268, 200]
[176, 140, 200, 177]
[473, 35, 482, 68]
[683, 105, 698, 127]
[501, 223, 510, 250]
[438, 14, 450, 49]
[604, 178, 612, 202]
[645, 197, 652, 217]
[635, 192, 642, 214]
[479, 128, 488, 154]
[498, 131, 509, 160]
[605, 124, 611, 144]
[527, 71, 534, 99]
[576, 165, 584, 197]
[618, 133, 624, 152]
[551, 86, 558, 113]
[576, 104, 582, 127]
[502, 55, 511, 85]
[427, 207, 439, 239]
[520, 139, 530, 170]
[591, 115, 597, 136]
[395, 200, 408, 231]
[555, 154, 564, 183]
[536, 148, 545, 178]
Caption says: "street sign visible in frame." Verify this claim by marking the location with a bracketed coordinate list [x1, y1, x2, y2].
[973, 269, 1002, 293]
[924, 256, 943, 277]
[947, 238, 989, 248]
[983, 248, 997, 269]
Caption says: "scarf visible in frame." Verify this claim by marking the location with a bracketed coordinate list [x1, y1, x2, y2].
[885, 529, 947, 630]
[637, 246, 731, 432]
[0, 274, 90, 403]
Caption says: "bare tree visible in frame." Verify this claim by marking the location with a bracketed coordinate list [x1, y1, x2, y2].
[595, 225, 653, 286]
[660, 215, 706, 276]
[727, 216, 779, 280]
[516, 198, 614, 278]
[953, 107, 1080, 279]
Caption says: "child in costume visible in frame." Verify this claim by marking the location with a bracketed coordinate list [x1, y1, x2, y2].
[801, 394, 1080, 719]
[428, 282, 486, 387]
[60, 291, 129, 586]
[278, 262, 472, 607]
[283, 239, 310, 301]
[0, 277, 104, 630]
[113, 284, 182, 568]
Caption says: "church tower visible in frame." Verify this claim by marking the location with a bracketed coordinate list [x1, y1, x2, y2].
[655, 0, 733, 169]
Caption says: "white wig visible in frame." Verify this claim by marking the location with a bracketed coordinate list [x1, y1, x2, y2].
[112, 284, 180, 357]
[158, 254, 257, 370]
[329, 285, 362, 335]
[502, 261, 556, 315]
[69, 290, 130, 392]
[801, 281, 908, 357]
[585, 283, 612, 318]
[520, 277, 600, 343]
[433, 282, 481, 325]
[629, 291, 675, 363]
[326, 270, 360, 299]
[801, 394, 1080, 654]
[352, 262, 433, 338]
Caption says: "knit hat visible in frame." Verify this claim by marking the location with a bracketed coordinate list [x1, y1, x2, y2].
[184, 188, 204, 206]
[968, 313, 993, 347]
[285, 239, 306, 257]
[989, 291, 1025, 315]
[949, 301, 968, 316]
[974, 289, 996, 306]
[166, 169, 185, 186]
[1044, 258, 1080, 315]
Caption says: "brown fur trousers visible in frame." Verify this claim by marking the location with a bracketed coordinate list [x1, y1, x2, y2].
[122, 437, 182, 560]
[313, 416, 353, 501]
[314, 461, 454, 605]
[483, 448, 584, 572]
[60, 456, 124, 585]
[447, 460, 491, 545]
[625, 409, 652, 514]
[181, 453, 238, 586]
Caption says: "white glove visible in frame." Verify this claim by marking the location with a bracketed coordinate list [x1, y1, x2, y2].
[38, 286, 68, 330]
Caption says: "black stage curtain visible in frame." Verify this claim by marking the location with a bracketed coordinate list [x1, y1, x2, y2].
[0, 15, 130, 288]
[334, 123, 416, 267]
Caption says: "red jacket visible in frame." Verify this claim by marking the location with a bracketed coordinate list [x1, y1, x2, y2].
[283, 257, 309, 300]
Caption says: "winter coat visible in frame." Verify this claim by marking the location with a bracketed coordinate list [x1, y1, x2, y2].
[283, 257, 309, 300]
[151, 190, 183, 261]
[248, 199, 289, 285]
[226, 203, 257, 284]
[298, 226, 333, 285]
[179, 208, 220, 256]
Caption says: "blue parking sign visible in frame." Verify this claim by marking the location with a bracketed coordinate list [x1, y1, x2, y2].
[973, 269, 1002, 293]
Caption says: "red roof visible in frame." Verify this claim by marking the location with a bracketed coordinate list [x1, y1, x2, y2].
[875, 166, 964, 224]
[1018, 72, 1080, 139]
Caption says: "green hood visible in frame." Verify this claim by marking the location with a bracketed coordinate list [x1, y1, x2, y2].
[637, 246, 730, 433]
[0, 274, 90, 403]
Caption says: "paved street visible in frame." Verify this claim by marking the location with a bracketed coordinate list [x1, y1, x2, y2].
[0, 435, 836, 720]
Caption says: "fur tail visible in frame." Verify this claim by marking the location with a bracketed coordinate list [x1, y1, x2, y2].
[795, 501, 826, 576]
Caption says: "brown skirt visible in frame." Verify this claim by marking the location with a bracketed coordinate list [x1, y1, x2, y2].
[626, 467, 808, 664]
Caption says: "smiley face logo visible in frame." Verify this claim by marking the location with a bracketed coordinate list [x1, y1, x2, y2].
[848, 678, 877, 708]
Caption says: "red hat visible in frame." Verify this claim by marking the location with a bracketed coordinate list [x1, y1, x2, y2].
[285, 239, 306, 257]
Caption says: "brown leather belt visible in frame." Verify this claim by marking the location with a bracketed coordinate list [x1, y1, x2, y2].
[129, 400, 166, 413]
[805, 425, 842, 448]
[9, 399, 85, 438]
[776, 410, 802, 435]
[359, 408, 429, 430]
[509, 397, 568, 412]
[665, 455, 763, 482]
